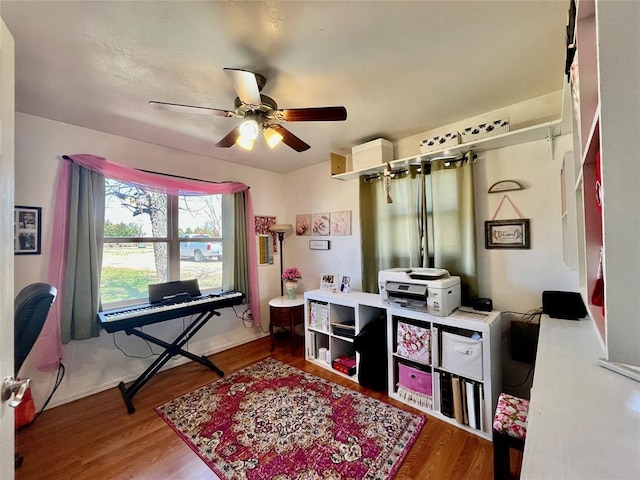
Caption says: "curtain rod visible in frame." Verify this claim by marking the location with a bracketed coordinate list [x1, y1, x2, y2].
[137, 168, 246, 187]
[429, 151, 476, 163]
[361, 151, 476, 183]
[62, 155, 248, 188]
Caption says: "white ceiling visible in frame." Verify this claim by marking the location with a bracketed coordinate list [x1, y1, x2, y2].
[1, 1, 569, 174]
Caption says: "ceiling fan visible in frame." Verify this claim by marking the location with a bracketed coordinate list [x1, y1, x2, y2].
[149, 68, 347, 152]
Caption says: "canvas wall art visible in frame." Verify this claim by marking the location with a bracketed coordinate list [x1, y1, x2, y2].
[330, 210, 352, 236]
[296, 214, 311, 236]
[312, 213, 330, 236]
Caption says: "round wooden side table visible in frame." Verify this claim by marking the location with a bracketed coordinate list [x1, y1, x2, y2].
[268, 295, 304, 355]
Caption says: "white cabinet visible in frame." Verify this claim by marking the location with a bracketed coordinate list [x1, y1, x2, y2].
[304, 290, 386, 380]
[304, 290, 502, 439]
[569, 0, 640, 369]
[386, 307, 501, 440]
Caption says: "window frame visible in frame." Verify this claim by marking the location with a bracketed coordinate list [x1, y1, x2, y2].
[102, 188, 224, 309]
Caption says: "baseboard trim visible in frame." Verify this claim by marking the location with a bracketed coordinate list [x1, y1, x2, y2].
[45, 332, 269, 410]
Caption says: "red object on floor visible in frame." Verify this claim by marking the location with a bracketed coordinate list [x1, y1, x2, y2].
[15, 386, 35, 430]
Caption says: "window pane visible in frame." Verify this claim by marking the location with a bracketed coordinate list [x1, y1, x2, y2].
[180, 257, 222, 290]
[178, 195, 223, 291]
[101, 242, 168, 304]
[178, 195, 222, 236]
[104, 179, 167, 238]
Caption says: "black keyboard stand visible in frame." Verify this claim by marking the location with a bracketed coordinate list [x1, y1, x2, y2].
[117, 308, 224, 414]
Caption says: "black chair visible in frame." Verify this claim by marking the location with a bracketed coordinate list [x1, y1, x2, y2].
[15, 282, 57, 376]
[14, 282, 57, 469]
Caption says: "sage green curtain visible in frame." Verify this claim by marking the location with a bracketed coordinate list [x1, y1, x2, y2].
[360, 154, 477, 304]
[222, 191, 249, 295]
[360, 166, 426, 292]
[61, 163, 105, 342]
[430, 152, 478, 304]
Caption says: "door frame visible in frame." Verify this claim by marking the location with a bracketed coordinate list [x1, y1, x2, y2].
[0, 15, 16, 480]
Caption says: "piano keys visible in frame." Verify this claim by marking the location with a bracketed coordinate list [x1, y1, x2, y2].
[98, 290, 244, 333]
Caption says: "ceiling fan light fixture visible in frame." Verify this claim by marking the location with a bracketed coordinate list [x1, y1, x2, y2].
[236, 135, 255, 150]
[264, 127, 283, 148]
[238, 118, 259, 141]
[152, 68, 347, 153]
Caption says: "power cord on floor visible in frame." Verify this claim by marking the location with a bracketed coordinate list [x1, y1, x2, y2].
[32, 360, 65, 423]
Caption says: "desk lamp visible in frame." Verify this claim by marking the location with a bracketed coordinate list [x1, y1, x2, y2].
[269, 223, 293, 296]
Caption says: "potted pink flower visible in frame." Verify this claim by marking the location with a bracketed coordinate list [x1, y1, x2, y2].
[282, 267, 302, 299]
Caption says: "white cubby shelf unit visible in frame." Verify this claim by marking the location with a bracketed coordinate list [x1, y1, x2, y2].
[303, 289, 502, 440]
[304, 290, 387, 381]
[387, 307, 502, 440]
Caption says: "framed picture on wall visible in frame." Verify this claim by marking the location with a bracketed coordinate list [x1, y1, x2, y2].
[485, 219, 530, 249]
[309, 240, 330, 250]
[256, 234, 274, 265]
[15, 205, 42, 255]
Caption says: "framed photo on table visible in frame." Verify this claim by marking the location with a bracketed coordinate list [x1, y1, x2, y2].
[339, 275, 351, 292]
[15, 205, 42, 255]
[320, 274, 338, 291]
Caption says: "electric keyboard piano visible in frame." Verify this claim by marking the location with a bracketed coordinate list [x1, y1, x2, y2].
[98, 290, 244, 333]
[98, 289, 244, 413]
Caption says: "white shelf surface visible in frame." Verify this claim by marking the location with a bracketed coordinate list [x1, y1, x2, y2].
[521, 315, 640, 479]
[332, 119, 562, 181]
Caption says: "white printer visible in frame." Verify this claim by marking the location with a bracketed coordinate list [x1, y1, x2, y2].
[378, 267, 461, 316]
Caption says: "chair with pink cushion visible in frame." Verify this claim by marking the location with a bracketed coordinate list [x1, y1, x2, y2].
[492, 392, 529, 480]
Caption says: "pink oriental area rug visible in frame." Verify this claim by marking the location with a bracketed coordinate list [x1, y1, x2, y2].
[156, 357, 425, 479]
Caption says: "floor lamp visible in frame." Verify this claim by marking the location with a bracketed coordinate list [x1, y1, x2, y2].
[269, 223, 292, 297]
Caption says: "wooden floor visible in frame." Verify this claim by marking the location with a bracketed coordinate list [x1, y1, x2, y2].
[16, 336, 521, 479]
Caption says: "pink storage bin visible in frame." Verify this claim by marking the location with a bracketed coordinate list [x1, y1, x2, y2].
[398, 363, 432, 396]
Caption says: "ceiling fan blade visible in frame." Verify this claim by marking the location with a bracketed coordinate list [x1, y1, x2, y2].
[149, 100, 234, 117]
[216, 127, 241, 148]
[269, 124, 311, 152]
[224, 68, 262, 106]
[279, 106, 347, 122]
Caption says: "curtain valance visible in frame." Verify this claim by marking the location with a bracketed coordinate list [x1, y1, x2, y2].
[63, 154, 249, 196]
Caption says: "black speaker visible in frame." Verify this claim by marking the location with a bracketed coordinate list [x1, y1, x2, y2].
[474, 297, 493, 312]
[542, 291, 587, 320]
